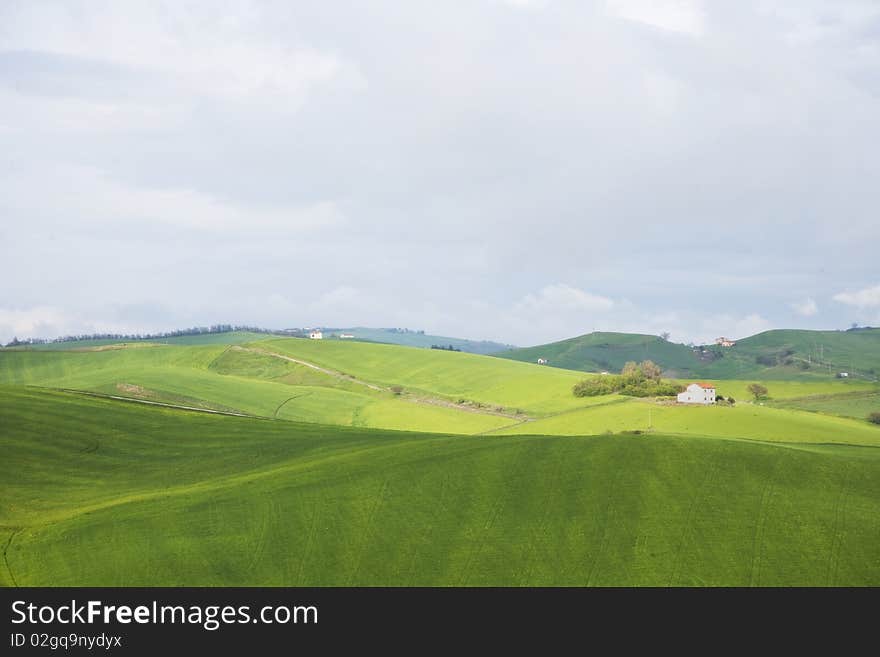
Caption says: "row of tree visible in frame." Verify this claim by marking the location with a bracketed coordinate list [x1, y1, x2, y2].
[3, 324, 280, 348]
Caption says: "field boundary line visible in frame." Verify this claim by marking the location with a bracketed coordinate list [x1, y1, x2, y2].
[45, 387, 261, 419]
[273, 393, 312, 419]
[2, 529, 21, 587]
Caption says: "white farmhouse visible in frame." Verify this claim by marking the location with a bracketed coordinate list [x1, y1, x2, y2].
[677, 382, 716, 405]
[309, 329, 323, 340]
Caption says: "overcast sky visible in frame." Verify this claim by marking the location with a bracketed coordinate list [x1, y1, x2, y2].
[2, 1, 879, 347]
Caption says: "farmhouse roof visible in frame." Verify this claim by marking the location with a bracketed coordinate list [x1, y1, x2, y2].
[694, 382, 716, 389]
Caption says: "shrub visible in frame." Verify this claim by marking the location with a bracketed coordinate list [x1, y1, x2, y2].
[869, 412, 880, 425]
[573, 375, 681, 398]
[390, 385, 404, 395]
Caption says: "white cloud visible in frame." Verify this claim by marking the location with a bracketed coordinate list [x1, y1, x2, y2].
[0, 306, 154, 344]
[0, 2, 360, 105]
[0, 165, 344, 235]
[791, 297, 819, 316]
[605, 0, 705, 36]
[833, 284, 880, 308]
[515, 284, 615, 313]
[0, 307, 70, 342]
[495, 0, 548, 8]
[692, 313, 771, 345]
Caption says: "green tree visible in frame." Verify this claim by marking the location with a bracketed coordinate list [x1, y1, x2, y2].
[621, 361, 643, 384]
[640, 360, 661, 382]
[747, 383, 768, 401]
[868, 412, 880, 425]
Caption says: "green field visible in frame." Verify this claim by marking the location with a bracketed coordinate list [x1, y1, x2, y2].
[1, 333, 879, 586]
[2, 386, 879, 586]
[772, 391, 880, 421]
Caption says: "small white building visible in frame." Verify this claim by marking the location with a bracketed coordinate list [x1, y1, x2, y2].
[715, 337, 736, 347]
[677, 382, 716, 405]
[537, 358, 548, 365]
[340, 333, 354, 339]
[309, 330, 323, 340]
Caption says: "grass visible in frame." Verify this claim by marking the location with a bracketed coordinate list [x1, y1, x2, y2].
[0, 344, 515, 434]
[2, 386, 879, 586]
[1, 336, 875, 436]
[772, 391, 880, 422]
[497, 328, 880, 381]
[2, 336, 879, 586]
[490, 398, 880, 447]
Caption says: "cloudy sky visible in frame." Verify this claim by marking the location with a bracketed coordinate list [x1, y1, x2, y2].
[2, 0, 879, 347]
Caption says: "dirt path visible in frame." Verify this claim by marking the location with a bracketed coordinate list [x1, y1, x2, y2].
[233, 346, 386, 392]
[236, 346, 528, 421]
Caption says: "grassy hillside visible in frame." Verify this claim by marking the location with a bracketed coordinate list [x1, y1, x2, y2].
[3, 386, 878, 586]
[494, 332, 697, 374]
[490, 398, 880, 446]
[0, 344, 515, 434]
[1, 337, 874, 437]
[496, 328, 880, 381]
[771, 391, 880, 421]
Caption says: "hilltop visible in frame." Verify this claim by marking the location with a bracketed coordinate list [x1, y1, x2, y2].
[317, 327, 515, 354]
[3, 325, 514, 356]
[495, 328, 880, 381]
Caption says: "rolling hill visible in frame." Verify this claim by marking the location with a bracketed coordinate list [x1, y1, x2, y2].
[495, 328, 880, 381]
[3, 385, 879, 586]
[1, 333, 876, 436]
[2, 332, 879, 586]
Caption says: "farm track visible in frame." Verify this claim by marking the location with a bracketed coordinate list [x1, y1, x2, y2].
[346, 478, 391, 585]
[748, 457, 782, 586]
[670, 461, 718, 585]
[826, 471, 851, 585]
[586, 464, 622, 586]
[232, 346, 385, 392]
[457, 450, 533, 585]
[236, 346, 529, 422]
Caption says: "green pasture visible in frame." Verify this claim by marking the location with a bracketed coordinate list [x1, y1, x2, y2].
[2, 386, 878, 586]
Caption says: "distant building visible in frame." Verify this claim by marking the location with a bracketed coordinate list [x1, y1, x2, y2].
[340, 333, 354, 339]
[309, 330, 323, 340]
[715, 337, 736, 347]
[838, 372, 849, 378]
[677, 382, 716, 405]
[537, 358, 548, 365]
